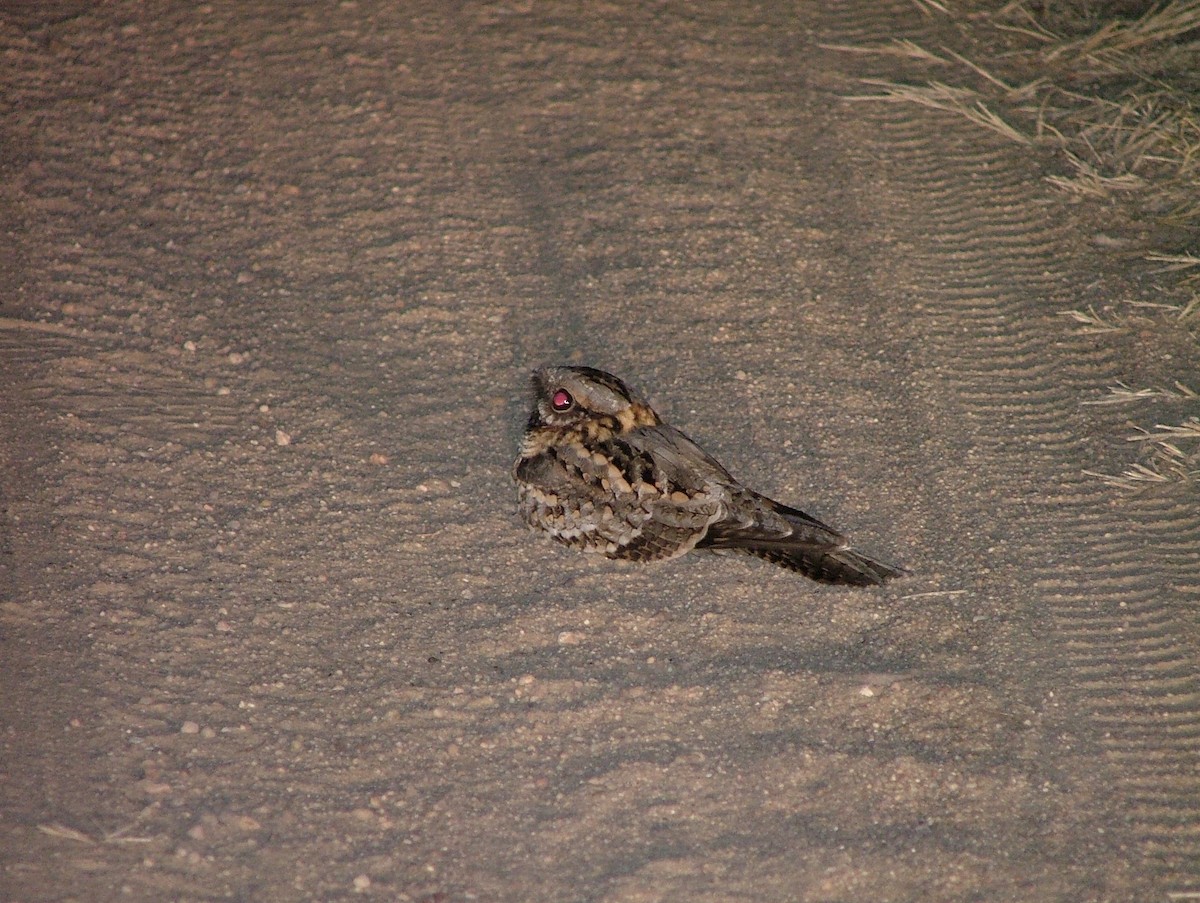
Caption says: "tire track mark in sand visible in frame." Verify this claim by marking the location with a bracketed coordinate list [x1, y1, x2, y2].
[825, 2, 1200, 889]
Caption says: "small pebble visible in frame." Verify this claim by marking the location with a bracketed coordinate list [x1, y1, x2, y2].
[180, 721, 200, 734]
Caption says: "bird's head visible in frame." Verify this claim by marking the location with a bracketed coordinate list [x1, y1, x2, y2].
[526, 366, 660, 436]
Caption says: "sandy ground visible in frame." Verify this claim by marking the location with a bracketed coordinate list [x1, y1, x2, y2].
[2, 1, 1199, 901]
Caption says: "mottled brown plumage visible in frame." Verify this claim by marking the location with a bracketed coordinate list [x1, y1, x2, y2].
[513, 366, 907, 586]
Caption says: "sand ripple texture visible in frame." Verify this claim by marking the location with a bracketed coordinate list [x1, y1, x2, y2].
[2, 1, 1197, 901]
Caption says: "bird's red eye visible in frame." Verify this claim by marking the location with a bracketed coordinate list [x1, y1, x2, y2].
[551, 389, 574, 412]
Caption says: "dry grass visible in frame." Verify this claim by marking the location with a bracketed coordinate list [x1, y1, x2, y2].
[38, 820, 155, 845]
[1057, 305, 1124, 332]
[1086, 416, 1200, 489]
[849, 79, 1033, 144]
[836, 2, 1200, 490]
[910, 0, 951, 17]
[1083, 380, 1198, 405]
[1084, 461, 1177, 488]
[843, 1, 1200, 239]
[1044, 151, 1146, 196]
[818, 39, 953, 63]
[0, 316, 83, 336]
[1040, 3, 1200, 76]
[1180, 293, 1200, 320]
[1060, 292, 1197, 343]
[1085, 427, 1198, 487]
[1148, 251, 1200, 279]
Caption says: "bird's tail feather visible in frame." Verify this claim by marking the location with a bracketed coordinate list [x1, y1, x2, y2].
[737, 541, 907, 585]
[700, 497, 908, 586]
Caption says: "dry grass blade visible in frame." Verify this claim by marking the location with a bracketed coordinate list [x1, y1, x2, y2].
[1146, 252, 1200, 272]
[1044, 2, 1200, 74]
[1069, 97, 1179, 170]
[960, 98, 1033, 145]
[1045, 151, 1146, 196]
[911, 0, 950, 16]
[1058, 306, 1122, 332]
[1138, 292, 1200, 320]
[851, 80, 1031, 144]
[1084, 463, 1173, 488]
[993, 1, 1058, 42]
[1149, 446, 1199, 482]
[819, 40, 951, 63]
[36, 802, 160, 846]
[38, 823, 96, 844]
[104, 828, 156, 844]
[1122, 299, 1188, 312]
[853, 78, 974, 105]
[1083, 381, 1197, 404]
[1093, 418, 1200, 488]
[892, 39, 952, 63]
[1128, 418, 1200, 442]
[0, 317, 81, 336]
[939, 47, 1049, 103]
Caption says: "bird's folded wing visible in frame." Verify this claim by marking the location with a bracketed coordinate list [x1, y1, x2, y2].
[618, 424, 736, 491]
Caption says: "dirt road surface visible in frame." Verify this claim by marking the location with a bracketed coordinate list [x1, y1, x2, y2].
[3, 2, 1199, 901]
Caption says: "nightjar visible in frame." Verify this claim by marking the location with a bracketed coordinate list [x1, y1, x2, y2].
[513, 365, 907, 586]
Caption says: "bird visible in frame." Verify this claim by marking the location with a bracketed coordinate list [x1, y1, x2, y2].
[513, 365, 907, 586]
